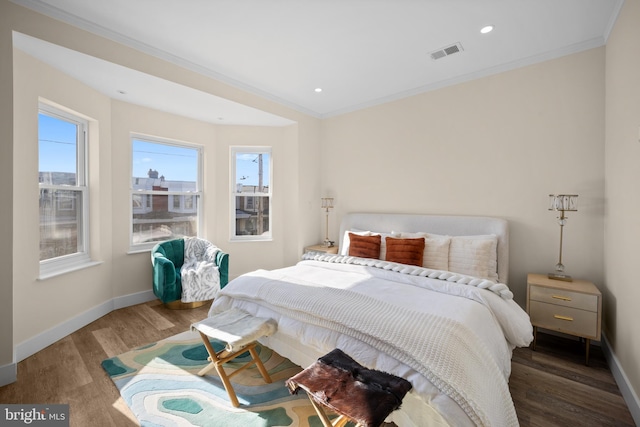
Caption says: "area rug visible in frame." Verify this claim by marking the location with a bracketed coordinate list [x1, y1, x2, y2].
[101, 330, 335, 427]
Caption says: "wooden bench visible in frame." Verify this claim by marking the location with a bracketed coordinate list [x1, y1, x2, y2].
[191, 308, 277, 407]
[286, 348, 412, 427]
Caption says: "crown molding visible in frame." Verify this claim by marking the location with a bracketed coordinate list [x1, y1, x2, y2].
[603, 0, 625, 43]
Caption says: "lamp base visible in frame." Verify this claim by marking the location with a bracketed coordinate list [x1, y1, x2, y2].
[323, 239, 335, 248]
[548, 272, 573, 282]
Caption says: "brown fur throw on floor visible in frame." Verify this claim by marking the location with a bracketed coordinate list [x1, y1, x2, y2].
[286, 348, 412, 427]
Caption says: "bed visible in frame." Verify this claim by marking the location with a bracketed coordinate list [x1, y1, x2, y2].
[208, 213, 533, 426]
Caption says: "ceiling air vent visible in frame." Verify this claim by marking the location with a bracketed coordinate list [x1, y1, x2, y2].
[430, 42, 464, 60]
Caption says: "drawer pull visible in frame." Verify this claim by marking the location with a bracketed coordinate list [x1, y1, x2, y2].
[552, 295, 572, 301]
[554, 314, 574, 321]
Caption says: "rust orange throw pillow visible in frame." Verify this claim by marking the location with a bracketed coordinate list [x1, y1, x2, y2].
[385, 237, 425, 266]
[348, 233, 381, 259]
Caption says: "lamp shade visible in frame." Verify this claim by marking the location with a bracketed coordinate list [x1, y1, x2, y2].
[321, 197, 334, 210]
[548, 194, 578, 212]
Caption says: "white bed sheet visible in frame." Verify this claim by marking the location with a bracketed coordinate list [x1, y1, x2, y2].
[209, 259, 532, 426]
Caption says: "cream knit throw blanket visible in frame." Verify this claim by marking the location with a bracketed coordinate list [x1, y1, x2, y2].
[217, 277, 519, 427]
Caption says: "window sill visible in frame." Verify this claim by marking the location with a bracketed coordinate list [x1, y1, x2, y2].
[230, 237, 274, 243]
[128, 247, 152, 255]
[38, 260, 103, 281]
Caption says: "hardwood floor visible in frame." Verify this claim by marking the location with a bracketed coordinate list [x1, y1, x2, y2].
[510, 332, 635, 427]
[0, 300, 208, 427]
[0, 300, 635, 426]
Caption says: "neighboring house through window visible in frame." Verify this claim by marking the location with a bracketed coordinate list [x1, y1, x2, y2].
[231, 147, 272, 240]
[38, 101, 91, 277]
[130, 136, 202, 250]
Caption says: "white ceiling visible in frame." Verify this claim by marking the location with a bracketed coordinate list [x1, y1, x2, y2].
[13, 32, 295, 127]
[12, 0, 623, 124]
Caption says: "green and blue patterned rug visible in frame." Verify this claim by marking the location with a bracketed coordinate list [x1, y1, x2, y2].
[101, 330, 331, 427]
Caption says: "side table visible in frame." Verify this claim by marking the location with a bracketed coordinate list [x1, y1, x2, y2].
[304, 244, 338, 255]
[526, 273, 602, 365]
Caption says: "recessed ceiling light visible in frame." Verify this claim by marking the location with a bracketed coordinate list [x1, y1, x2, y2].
[314, 88, 322, 93]
[480, 25, 494, 34]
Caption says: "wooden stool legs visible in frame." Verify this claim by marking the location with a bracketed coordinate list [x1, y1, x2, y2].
[248, 346, 272, 380]
[196, 331, 272, 407]
[307, 396, 355, 427]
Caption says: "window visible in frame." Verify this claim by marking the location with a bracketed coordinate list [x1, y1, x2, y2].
[185, 195, 195, 210]
[38, 103, 90, 275]
[131, 136, 202, 249]
[231, 147, 272, 240]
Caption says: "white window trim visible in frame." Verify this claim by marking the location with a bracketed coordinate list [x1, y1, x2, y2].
[230, 146, 273, 242]
[38, 101, 92, 279]
[129, 134, 203, 252]
[39, 255, 102, 280]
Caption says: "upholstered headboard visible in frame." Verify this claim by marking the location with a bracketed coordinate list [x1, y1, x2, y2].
[339, 213, 509, 284]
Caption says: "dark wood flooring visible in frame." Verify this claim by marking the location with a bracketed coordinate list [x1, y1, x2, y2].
[0, 300, 635, 426]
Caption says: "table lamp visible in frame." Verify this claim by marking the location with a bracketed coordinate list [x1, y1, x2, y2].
[321, 197, 334, 247]
[548, 194, 578, 281]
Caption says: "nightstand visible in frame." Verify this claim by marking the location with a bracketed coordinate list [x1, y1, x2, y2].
[303, 244, 338, 255]
[526, 273, 602, 365]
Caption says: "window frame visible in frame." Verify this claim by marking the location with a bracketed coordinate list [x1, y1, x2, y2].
[230, 146, 273, 242]
[38, 102, 92, 278]
[129, 134, 203, 252]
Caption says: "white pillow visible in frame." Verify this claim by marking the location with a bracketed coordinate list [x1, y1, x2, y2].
[372, 231, 401, 260]
[401, 232, 451, 271]
[448, 235, 498, 281]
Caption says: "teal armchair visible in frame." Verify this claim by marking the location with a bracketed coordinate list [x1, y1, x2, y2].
[151, 238, 229, 306]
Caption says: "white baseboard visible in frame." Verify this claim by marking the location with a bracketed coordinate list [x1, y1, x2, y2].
[0, 361, 17, 387]
[113, 289, 155, 310]
[601, 331, 640, 426]
[14, 289, 156, 364]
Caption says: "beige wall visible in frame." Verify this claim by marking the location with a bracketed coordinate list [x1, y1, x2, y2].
[605, 0, 640, 413]
[0, 1, 15, 374]
[12, 49, 114, 346]
[321, 47, 606, 306]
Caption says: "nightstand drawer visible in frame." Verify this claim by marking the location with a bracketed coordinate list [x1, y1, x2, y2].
[529, 284, 598, 312]
[529, 300, 598, 338]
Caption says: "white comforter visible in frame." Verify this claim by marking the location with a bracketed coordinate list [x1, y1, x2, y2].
[209, 258, 533, 427]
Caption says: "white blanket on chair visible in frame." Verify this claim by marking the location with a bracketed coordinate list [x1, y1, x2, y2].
[181, 237, 221, 303]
